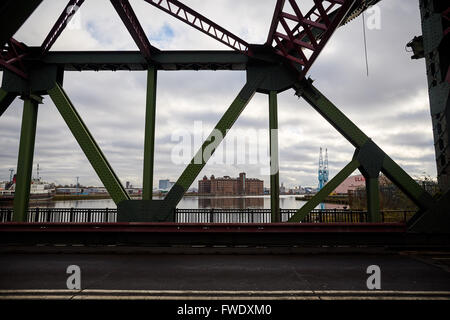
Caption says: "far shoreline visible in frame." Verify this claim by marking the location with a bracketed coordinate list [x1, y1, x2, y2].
[50, 193, 299, 201]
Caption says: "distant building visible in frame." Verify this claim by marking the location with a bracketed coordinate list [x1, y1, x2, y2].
[159, 179, 170, 190]
[304, 187, 315, 194]
[126, 181, 130, 189]
[158, 179, 175, 191]
[293, 186, 305, 194]
[85, 187, 107, 194]
[198, 172, 263, 196]
[334, 174, 366, 194]
[126, 187, 141, 195]
[56, 187, 80, 194]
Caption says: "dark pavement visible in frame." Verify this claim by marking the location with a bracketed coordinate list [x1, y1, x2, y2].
[0, 250, 449, 295]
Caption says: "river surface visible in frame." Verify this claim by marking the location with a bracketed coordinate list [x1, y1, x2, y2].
[3, 195, 345, 210]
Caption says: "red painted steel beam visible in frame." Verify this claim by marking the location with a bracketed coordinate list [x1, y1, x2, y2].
[444, 7, 450, 36]
[266, 0, 285, 45]
[296, 0, 355, 80]
[0, 38, 29, 79]
[143, 0, 249, 53]
[110, 0, 153, 60]
[0, 0, 43, 48]
[0, 222, 407, 233]
[41, 0, 85, 54]
[268, 0, 355, 80]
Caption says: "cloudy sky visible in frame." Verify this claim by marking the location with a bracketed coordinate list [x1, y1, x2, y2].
[0, 0, 435, 191]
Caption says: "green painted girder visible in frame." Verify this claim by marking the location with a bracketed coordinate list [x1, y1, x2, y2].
[295, 80, 434, 215]
[0, 0, 43, 47]
[48, 83, 130, 205]
[289, 159, 360, 222]
[13, 98, 39, 222]
[366, 177, 381, 222]
[0, 88, 16, 117]
[297, 80, 368, 148]
[269, 91, 280, 222]
[35, 50, 248, 71]
[142, 67, 157, 200]
[163, 74, 265, 209]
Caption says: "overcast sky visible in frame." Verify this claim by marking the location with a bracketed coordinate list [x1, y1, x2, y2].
[0, 0, 435, 190]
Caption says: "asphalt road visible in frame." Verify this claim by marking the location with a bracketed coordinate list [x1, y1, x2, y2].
[0, 250, 449, 296]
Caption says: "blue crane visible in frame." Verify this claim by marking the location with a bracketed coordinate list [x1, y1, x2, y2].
[318, 148, 329, 210]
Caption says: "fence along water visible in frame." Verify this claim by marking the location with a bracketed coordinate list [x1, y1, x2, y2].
[0, 208, 414, 223]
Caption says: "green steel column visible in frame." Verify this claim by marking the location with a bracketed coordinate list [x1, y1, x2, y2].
[13, 97, 39, 222]
[269, 91, 280, 222]
[142, 67, 157, 200]
[48, 83, 130, 205]
[0, 88, 16, 118]
[163, 75, 264, 209]
[289, 159, 360, 222]
[366, 177, 381, 222]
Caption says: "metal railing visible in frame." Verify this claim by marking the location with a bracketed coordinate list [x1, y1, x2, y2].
[0, 207, 117, 223]
[0, 207, 415, 223]
[175, 208, 371, 223]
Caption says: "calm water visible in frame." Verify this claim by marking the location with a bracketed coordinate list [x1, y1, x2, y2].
[3, 195, 344, 210]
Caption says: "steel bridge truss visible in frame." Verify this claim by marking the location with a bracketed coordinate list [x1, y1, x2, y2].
[0, 0, 447, 232]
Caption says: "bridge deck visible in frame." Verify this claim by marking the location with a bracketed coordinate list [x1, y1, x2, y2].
[0, 251, 449, 298]
[2, 222, 448, 247]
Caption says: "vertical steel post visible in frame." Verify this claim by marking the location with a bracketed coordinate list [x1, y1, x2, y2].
[269, 91, 280, 222]
[13, 97, 39, 222]
[163, 75, 264, 211]
[143, 67, 157, 200]
[366, 177, 381, 222]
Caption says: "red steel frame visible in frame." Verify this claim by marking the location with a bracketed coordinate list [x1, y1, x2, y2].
[111, 0, 154, 60]
[0, 38, 29, 79]
[144, 0, 249, 53]
[0, 0, 86, 79]
[41, 0, 86, 54]
[267, 0, 355, 79]
[2, 0, 355, 82]
[0, 222, 406, 233]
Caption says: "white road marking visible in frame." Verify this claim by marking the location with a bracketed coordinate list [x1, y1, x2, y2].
[0, 289, 80, 294]
[0, 295, 76, 300]
[0, 294, 448, 301]
[1, 289, 450, 301]
[72, 295, 321, 300]
[1, 289, 449, 295]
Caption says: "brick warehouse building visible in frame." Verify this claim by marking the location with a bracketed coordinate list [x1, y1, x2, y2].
[198, 173, 264, 196]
